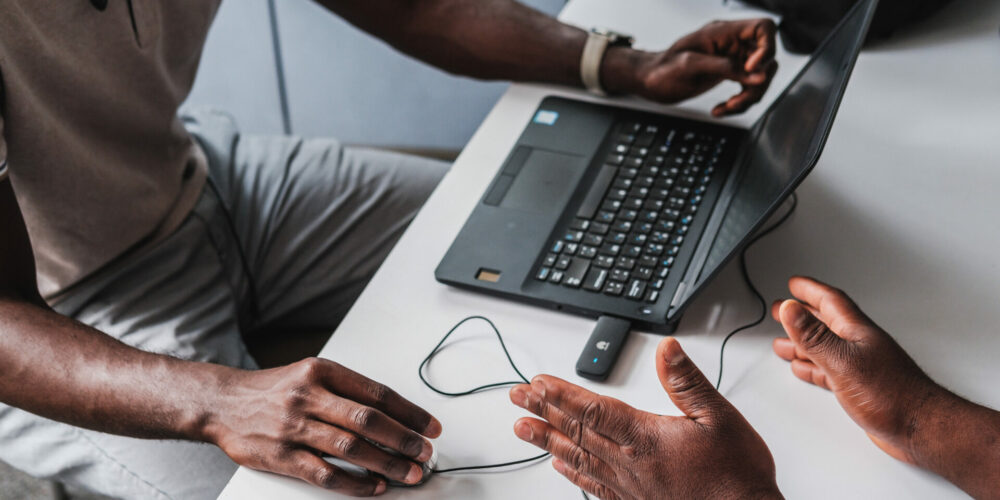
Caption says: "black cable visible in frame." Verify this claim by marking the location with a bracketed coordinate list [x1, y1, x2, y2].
[418, 316, 551, 473]
[714, 193, 798, 390]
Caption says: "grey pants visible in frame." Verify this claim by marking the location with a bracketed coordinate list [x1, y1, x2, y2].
[0, 109, 448, 499]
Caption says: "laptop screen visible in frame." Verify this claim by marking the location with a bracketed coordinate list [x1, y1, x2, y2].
[692, 0, 877, 291]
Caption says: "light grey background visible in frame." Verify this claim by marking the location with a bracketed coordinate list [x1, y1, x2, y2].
[185, 0, 568, 148]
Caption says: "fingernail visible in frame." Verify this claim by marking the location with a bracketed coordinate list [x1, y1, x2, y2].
[405, 463, 422, 484]
[514, 421, 534, 441]
[783, 301, 811, 329]
[425, 417, 442, 438]
[374, 480, 386, 495]
[417, 439, 433, 463]
[664, 338, 686, 366]
[552, 458, 566, 474]
[510, 386, 527, 407]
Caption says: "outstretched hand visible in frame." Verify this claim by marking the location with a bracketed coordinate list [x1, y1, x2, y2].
[622, 18, 779, 117]
[509, 338, 779, 500]
[770, 276, 943, 464]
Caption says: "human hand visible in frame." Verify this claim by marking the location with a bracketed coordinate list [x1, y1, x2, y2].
[509, 337, 780, 500]
[771, 276, 946, 464]
[607, 18, 778, 117]
[206, 358, 442, 496]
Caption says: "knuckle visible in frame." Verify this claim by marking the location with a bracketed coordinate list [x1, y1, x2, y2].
[568, 446, 590, 472]
[400, 433, 424, 457]
[385, 457, 411, 479]
[314, 467, 340, 490]
[335, 434, 364, 459]
[350, 406, 378, 433]
[364, 381, 391, 406]
[580, 399, 606, 429]
[298, 357, 325, 382]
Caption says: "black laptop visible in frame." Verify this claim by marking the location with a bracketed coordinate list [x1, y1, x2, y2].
[436, 0, 878, 333]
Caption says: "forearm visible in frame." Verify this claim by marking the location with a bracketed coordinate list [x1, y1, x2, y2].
[0, 296, 232, 442]
[317, 0, 646, 94]
[910, 387, 1000, 499]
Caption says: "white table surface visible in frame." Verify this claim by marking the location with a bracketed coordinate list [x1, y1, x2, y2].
[220, 0, 1000, 498]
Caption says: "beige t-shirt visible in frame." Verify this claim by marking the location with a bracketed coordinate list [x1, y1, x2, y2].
[0, 1, 221, 298]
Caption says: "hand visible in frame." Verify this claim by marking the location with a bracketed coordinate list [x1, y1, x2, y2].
[509, 338, 780, 500]
[607, 19, 778, 117]
[206, 358, 442, 496]
[770, 276, 945, 464]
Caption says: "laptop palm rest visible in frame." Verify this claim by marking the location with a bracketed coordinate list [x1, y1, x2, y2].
[487, 148, 585, 213]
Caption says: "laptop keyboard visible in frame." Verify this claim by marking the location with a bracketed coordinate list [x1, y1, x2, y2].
[534, 121, 726, 304]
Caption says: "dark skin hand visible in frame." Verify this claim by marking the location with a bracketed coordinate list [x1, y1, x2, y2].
[772, 276, 1000, 499]
[322, 0, 777, 117]
[0, 1, 777, 496]
[509, 338, 780, 500]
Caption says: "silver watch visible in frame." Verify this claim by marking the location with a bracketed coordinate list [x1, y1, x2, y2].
[581, 28, 635, 96]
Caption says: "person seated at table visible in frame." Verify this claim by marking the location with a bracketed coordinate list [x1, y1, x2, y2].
[0, 1, 781, 498]
[511, 276, 1000, 499]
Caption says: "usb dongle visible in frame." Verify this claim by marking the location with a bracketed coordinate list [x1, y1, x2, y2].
[575, 316, 631, 381]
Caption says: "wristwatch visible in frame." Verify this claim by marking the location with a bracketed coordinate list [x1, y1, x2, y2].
[581, 28, 635, 96]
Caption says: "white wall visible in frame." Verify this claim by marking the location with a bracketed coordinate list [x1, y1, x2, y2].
[186, 0, 568, 147]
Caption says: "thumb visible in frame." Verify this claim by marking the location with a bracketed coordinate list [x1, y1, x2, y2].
[656, 337, 733, 423]
[778, 300, 849, 369]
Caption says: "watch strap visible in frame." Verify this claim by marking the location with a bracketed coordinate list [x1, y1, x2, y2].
[581, 31, 611, 96]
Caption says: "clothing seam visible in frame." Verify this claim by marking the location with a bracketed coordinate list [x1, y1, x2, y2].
[188, 210, 245, 330]
[69, 426, 174, 500]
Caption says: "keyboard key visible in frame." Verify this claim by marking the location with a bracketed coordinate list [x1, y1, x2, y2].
[551, 241, 564, 253]
[629, 146, 650, 157]
[623, 245, 642, 258]
[563, 243, 578, 256]
[680, 215, 693, 225]
[628, 233, 647, 245]
[578, 245, 598, 259]
[583, 267, 609, 292]
[611, 220, 632, 233]
[640, 211, 658, 222]
[661, 256, 676, 268]
[628, 186, 650, 198]
[626, 279, 648, 300]
[657, 267, 670, 279]
[644, 243, 664, 256]
[614, 144, 629, 155]
[636, 222, 653, 234]
[603, 281, 625, 296]
[549, 270, 564, 284]
[555, 256, 572, 270]
[670, 235, 685, 246]
[536, 267, 550, 281]
[623, 197, 643, 210]
[618, 133, 636, 144]
[583, 234, 603, 247]
[569, 219, 591, 231]
[655, 220, 675, 232]
[563, 258, 590, 288]
[602, 199, 622, 212]
[646, 289, 660, 303]
[639, 255, 658, 268]
[635, 176, 654, 188]
[609, 232, 626, 244]
[650, 231, 669, 244]
[625, 157, 644, 168]
[565, 231, 584, 243]
[620, 167, 638, 179]
[543, 253, 558, 267]
[643, 199, 664, 211]
[577, 165, 618, 219]
[667, 246, 680, 256]
[607, 189, 628, 201]
[611, 269, 630, 282]
[606, 154, 625, 166]
[652, 278, 665, 290]
[634, 267, 653, 281]
[662, 209, 680, 221]
[595, 255, 615, 268]
[596, 211, 615, 223]
[599, 243, 621, 256]
[612, 177, 633, 190]
[590, 222, 610, 235]
[618, 210, 638, 222]
[615, 257, 636, 270]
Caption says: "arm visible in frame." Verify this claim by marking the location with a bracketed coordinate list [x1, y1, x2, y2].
[772, 276, 1000, 499]
[0, 180, 441, 496]
[316, 0, 778, 116]
[510, 337, 781, 500]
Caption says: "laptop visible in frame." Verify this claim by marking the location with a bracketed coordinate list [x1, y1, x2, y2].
[436, 0, 878, 333]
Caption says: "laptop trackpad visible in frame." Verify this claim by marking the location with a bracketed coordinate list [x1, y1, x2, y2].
[497, 149, 585, 213]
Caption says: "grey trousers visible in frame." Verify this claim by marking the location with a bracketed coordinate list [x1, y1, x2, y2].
[0, 109, 448, 499]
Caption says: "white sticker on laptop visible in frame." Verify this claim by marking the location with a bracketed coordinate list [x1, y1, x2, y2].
[533, 110, 559, 126]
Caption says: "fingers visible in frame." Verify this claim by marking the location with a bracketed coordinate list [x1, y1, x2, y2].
[743, 19, 778, 72]
[310, 396, 433, 462]
[790, 359, 831, 390]
[778, 301, 851, 372]
[285, 450, 386, 497]
[509, 384, 623, 462]
[304, 422, 425, 485]
[713, 60, 778, 117]
[509, 375, 643, 445]
[319, 360, 442, 438]
[786, 276, 871, 338]
[513, 417, 620, 488]
[552, 458, 622, 500]
[655, 337, 734, 423]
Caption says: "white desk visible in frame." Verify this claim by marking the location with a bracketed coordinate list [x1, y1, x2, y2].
[220, 0, 1000, 498]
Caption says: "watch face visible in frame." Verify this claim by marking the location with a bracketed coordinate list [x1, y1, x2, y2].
[591, 27, 634, 46]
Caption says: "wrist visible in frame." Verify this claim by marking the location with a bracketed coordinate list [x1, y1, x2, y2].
[600, 46, 653, 96]
[184, 363, 245, 445]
